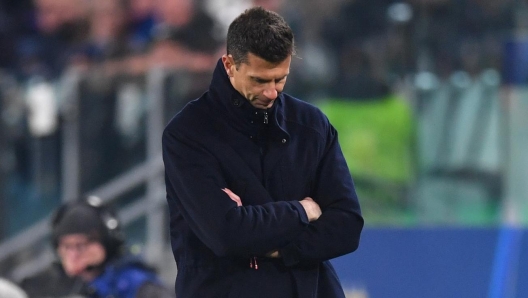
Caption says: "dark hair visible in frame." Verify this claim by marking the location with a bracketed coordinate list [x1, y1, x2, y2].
[227, 6, 295, 66]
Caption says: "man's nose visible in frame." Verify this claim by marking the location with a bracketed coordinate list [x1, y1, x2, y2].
[263, 87, 278, 100]
[62, 249, 82, 261]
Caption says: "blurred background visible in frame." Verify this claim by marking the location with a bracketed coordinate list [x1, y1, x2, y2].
[0, 0, 528, 297]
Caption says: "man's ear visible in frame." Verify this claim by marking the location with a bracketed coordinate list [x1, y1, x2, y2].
[222, 55, 235, 77]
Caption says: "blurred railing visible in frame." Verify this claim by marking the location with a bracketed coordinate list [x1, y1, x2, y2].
[502, 86, 528, 226]
[0, 67, 172, 281]
[412, 69, 505, 224]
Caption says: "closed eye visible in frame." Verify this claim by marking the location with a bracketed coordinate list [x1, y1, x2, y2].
[251, 75, 288, 84]
[275, 76, 287, 83]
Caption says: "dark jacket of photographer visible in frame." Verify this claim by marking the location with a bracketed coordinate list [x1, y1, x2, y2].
[20, 257, 173, 298]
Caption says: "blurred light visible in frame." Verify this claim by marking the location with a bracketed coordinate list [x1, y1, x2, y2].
[106, 218, 119, 230]
[414, 71, 439, 91]
[450, 71, 471, 89]
[26, 80, 58, 137]
[481, 68, 501, 87]
[130, 244, 143, 255]
[87, 195, 103, 207]
[388, 3, 413, 24]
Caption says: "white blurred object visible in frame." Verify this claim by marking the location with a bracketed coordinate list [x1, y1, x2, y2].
[301, 42, 336, 85]
[204, 0, 251, 36]
[387, 2, 413, 24]
[26, 79, 58, 137]
[116, 82, 143, 140]
[0, 278, 28, 298]
[414, 71, 439, 91]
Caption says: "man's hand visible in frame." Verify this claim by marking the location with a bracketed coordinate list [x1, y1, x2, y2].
[266, 250, 280, 258]
[299, 197, 321, 222]
[222, 188, 242, 206]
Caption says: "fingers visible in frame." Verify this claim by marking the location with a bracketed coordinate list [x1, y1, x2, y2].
[222, 188, 242, 206]
[299, 197, 322, 222]
[266, 250, 280, 258]
[222, 188, 239, 200]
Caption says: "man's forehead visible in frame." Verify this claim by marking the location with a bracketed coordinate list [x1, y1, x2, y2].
[59, 233, 91, 243]
[244, 53, 291, 65]
[241, 54, 291, 76]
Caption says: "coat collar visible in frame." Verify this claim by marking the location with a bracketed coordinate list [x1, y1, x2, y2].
[206, 59, 291, 179]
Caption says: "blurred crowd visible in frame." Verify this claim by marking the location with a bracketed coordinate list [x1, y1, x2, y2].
[0, 0, 229, 242]
[0, 0, 521, 237]
[0, 0, 518, 86]
[0, 0, 224, 81]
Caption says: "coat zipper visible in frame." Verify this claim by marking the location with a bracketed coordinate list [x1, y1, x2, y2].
[249, 256, 259, 270]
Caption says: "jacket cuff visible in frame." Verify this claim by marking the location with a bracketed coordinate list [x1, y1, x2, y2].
[290, 201, 310, 225]
[277, 201, 309, 267]
[279, 241, 301, 267]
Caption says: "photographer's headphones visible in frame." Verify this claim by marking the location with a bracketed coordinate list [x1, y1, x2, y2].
[51, 196, 125, 259]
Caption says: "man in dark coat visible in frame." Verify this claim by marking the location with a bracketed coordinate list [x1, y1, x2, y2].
[162, 7, 364, 298]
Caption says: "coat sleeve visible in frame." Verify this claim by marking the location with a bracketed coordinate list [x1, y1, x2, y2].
[162, 127, 310, 257]
[279, 123, 364, 266]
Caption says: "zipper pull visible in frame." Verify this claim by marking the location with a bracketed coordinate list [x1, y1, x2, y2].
[263, 111, 268, 124]
[249, 257, 259, 270]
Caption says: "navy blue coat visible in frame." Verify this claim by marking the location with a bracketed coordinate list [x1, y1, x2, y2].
[162, 60, 364, 298]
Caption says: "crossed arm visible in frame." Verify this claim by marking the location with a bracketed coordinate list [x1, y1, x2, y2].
[222, 188, 323, 258]
[163, 124, 363, 265]
[222, 188, 322, 222]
